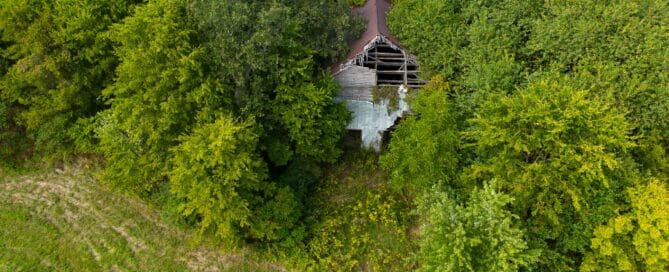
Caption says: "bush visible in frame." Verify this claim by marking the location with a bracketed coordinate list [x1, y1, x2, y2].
[305, 152, 416, 271]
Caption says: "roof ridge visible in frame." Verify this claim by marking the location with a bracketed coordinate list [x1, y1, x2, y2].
[331, 0, 404, 73]
[374, 0, 383, 37]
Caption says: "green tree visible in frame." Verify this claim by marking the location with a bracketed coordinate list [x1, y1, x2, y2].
[464, 80, 635, 269]
[230, 2, 351, 165]
[380, 77, 459, 192]
[169, 116, 263, 242]
[97, 0, 359, 243]
[385, 0, 667, 269]
[581, 179, 669, 271]
[387, 0, 467, 79]
[169, 116, 302, 243]
[388, 0, 541, 85]
[417, 183, 538, 272]
[0, 0, 140, 159]
[98, 0, 357, 194]
[387, 0, 543, 129]
[388, 0, 668, 179]
[97, 0, 209, 194]
[527, 0, 669, 178]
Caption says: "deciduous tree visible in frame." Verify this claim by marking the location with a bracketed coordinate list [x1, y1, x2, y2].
[417, 183, 538, 272]
[380, 77, 459, 192]
[0, 0, 140, 159]
[464, 80, 635, 268]
[581, 179, 669, 271]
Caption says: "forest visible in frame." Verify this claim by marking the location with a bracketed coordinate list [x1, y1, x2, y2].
[1, 0, 668, 271]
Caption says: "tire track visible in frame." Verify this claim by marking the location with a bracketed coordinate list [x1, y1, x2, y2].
[0, 167, 284, 271]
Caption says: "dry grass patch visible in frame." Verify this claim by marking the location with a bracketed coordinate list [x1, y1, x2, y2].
[0, 165, 283, 271]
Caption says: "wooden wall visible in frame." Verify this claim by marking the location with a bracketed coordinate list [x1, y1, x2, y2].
[334, 65, 376, 101]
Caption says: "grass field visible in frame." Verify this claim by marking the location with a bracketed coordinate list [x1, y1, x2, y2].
[0, 165, 283, 272]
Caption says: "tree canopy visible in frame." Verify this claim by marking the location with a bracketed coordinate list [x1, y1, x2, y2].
[95, 0, 359, 242]
[380, 77, 459, 193]
[417, 184, 539, 272]
[1, 0, 361, 245]
[582, 179, 669, 271]
[0, 0, 141, 160]
[388, 0, 668, 270]
[1, 0, 667, 270]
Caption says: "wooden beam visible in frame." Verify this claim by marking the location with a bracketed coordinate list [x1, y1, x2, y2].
[364, 61, 403, 67]
[375, 44, 398, 49]
[377, 70, 419, 75]
[374, 45, 378, 70]
[406, 76, 425, 80]
[377, 79, 406, 84]
[407, 79, 426, 83]
[377, 79, 426, 84]
[368, 52, 405, 57]
[403, 51, 408, 85]
[375, 57, 406, 61]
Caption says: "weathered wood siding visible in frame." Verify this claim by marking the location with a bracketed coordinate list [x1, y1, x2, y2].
[334, 65, 376, 101]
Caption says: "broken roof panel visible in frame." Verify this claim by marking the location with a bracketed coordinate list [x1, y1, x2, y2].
[333, 0, 404, 74]
[347, 0, 402, 60]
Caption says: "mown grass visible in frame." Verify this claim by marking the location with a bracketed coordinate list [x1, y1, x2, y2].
[0, 166, 282, 272]
[0, 204, 109, 271]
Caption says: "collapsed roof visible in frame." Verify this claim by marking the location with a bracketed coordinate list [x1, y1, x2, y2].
[334, 0, 424, 88]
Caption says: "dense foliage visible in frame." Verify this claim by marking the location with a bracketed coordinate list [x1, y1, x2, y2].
[306, 152, 415, 271]
[0, 0, 141, 161]
[464, 80, 635, 268]
[582, 179, 669, 271]
[2, 0, 668, 270]
[387, 0, 669, 270]
[1, 0, 361, 247]
[97, 0, 358, 243]
[380, 77, 459, 193]
[417, 184, 539, 271]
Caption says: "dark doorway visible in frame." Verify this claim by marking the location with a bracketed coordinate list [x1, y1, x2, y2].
[381, 117, 403, 151]
[344, 129, 362, 149]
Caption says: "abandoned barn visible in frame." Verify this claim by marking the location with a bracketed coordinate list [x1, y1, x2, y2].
[333, 0, 424, 151]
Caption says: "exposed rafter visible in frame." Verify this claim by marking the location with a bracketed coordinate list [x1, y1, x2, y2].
[332, 0, 424, 88]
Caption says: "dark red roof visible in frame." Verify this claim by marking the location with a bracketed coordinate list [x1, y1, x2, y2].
[333, 0, 403, 73]
[347, 0, 402, 60]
